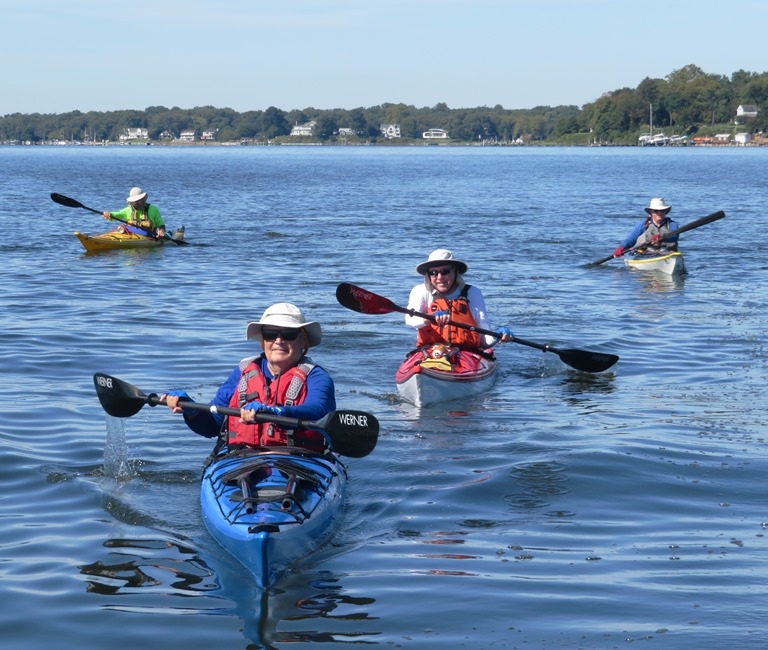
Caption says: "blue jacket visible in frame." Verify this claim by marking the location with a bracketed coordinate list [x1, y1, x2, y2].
[620, 217, 679, 250]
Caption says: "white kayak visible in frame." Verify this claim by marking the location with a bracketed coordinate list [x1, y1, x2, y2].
[624, 251, 685, 275]
[395, 344, 497, 407]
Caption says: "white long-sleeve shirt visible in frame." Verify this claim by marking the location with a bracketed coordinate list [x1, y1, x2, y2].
[405, 283, 497, 347]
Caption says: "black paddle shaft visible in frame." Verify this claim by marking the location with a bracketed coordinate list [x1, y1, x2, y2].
[403, 305, 618, 373]
[336, 283, 619, 373]
[93, 373, 378, 458]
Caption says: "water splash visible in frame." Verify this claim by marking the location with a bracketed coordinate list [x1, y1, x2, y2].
[103, 416, 131, 479]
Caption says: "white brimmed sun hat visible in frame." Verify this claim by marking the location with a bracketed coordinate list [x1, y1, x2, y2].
[415, 249, 469, 275]
[246, 302, 322, 347]
[644, 197, 672, 214]
[126, 187, 147, 203]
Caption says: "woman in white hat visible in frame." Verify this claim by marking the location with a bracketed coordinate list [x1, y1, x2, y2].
[102, 186, 166, 238]
[612, 198, 680, 258]
[405, 248, 513, 349]
[163, 303, 335, 453]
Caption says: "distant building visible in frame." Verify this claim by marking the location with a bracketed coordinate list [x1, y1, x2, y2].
[736, 104, 759, 118]
[423, 128, 449, 139]
[119, 127, 148, 141]
[735, 104, 759, 125]
[201, 130, 216, 140]
[179, 130, 196, 142]
[714, 133, 731, 143]
[380, 123, 401, 139]
[337, 127, 354, 136]
[290, 121, 316, 136]
[734, 132, 752, 144]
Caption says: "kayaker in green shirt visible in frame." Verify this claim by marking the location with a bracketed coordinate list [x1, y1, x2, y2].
[102, 186, 166, 238]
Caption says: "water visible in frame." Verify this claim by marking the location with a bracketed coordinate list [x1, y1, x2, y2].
[1, 144, 766, 649]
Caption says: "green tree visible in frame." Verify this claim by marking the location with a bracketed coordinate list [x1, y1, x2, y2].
[347, 108, 368, 135]
[262, 106, 290, 138]
[314, 115, 338, 139]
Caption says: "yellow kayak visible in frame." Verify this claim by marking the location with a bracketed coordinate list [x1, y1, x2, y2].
[74, 225, 185, 252]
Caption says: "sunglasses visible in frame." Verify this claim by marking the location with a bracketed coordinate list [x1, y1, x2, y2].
[428, 266, 455, 277]
[261, 328, 301, 342]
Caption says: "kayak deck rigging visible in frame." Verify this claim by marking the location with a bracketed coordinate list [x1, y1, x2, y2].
[215, 453, 330, 525]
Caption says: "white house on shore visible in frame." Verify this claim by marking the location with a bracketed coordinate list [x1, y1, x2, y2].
[119, 127, 148, 141]
[179, 130, 196, 142]
[735, 104, 759, 123]
[380, 124, 401, 139]
[290, 121, 316, 136]
[423, 128, 449, 139]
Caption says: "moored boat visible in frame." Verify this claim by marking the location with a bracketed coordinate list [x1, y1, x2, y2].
[395, 344, 497, 407]
[200, 447, 347, 589]
[624, 250, 685, 275]
[74, 225, 185, 252]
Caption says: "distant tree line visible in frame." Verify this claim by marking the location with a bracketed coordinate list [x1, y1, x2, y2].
[2, 65, 767, 145]
[0, 102, 579, 144]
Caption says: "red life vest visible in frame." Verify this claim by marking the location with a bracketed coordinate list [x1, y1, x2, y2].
[417, 285, 483, 349]
[224, 355, 326, 451]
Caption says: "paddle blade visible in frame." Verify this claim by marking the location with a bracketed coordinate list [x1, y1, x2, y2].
[51, 193, 84, 209]
[312, 409, 380, 458]
[557, 349, 619, 373]
[93, 373, 152, 418]
[584, 254, 616, 267]
[336, 283, 401, 315]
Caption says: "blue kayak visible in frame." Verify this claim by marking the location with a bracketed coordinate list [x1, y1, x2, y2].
[91, 374, 378, 589]
[200, 447, 347, 589]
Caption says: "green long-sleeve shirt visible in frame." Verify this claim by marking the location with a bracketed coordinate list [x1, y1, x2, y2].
[110, 203, 164, 231]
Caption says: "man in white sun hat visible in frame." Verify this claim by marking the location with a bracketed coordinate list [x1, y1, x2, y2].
[405, 248, 514, 349]
[102, 186, 166, 238]
[163, 303, 335, 453]
[612, 197, 680, 258]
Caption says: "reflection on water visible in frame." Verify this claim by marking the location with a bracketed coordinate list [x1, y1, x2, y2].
[80, 542, 382, 648]
[560, 370, 617, 396]
[605, 263, 686, 293]
[628, 269, 686, 293]
[80, 245, 171, 259]
[80, 538, 214, 596]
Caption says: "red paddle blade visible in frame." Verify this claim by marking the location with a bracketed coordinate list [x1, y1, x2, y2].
[336, 283, 402, 315]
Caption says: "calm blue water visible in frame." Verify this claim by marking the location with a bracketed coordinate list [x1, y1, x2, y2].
[1, 144, 766, 649]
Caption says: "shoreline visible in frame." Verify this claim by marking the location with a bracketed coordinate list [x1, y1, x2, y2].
[4, 140, 766, 148]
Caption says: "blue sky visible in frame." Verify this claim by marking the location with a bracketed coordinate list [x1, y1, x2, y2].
[3, 0, 766, 115]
